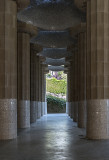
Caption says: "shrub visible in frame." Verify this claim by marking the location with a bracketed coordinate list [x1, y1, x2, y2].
[46, 78, 67, 94]
[47, 95, 66, 113]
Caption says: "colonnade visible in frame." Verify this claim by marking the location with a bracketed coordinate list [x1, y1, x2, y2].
[0, 0, 109, 140]
[0, 0, 47, 140]
[67, 0, 109, 139]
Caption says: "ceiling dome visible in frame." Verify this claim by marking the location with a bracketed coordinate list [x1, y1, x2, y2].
[30, 31, 76, 48]
[37, 48, 73, 59]
[48, 65, 67, 71]
[43, 58, 69, 66]
[17, 0, 85, 30]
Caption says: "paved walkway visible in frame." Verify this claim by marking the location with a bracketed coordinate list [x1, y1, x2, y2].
[0, 114, 109, 160]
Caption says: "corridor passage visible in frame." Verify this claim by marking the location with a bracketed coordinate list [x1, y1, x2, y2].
[0, 114, 109, 160]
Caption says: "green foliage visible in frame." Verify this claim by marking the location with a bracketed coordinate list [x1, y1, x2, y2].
[61, 73, 67, 81]
[46, 78, 67, 94]
[47, 95, 66, 110]
[46, 73, 52, 78]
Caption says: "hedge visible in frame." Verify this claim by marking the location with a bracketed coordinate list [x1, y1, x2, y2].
[46, 78, 67, 94]
[47, 95, 66, 112]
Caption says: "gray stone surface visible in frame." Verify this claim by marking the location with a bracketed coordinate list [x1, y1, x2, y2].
[78, 101, 86, 128]
[87, 99, 109, 139]
[44, 102, 47, 115]
[36, 101, 38, 119]
[30, 101, 36, 123]
[17, 1, 83, 30]
[41, 102, 45, 116]
[0, 114, 109, 160]
[0, 99, 17, 140]
[17, 100, 30, 128]
[37, 102, 41, 119]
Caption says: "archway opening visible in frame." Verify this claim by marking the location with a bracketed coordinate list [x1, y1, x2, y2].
[46, 71, 67, 114]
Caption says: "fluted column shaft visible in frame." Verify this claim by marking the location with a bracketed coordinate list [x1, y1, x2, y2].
[67, 71, 71, 117]
[30, 47, 37, 123]
[66, 57, 75, 119]
[78, 32, 86, 128]
[37, 58, 42, 118]
[73, 45, 78, 122]
[66, 74, 69, 115]
[42, 70, 47, 115]
[17, 32, 30, 128]
[0, 0, 17, 139]
[86, 0, 109, 139]
[40, 64, 46, 117]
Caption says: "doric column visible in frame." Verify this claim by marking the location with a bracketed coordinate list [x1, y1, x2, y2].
[41, 66, 47, 116]
[0, 0, 17, 139]
[17, 28, 30, 128]
[37, 58, 42, 118]
[39, 62, 46, 117]
[30, 44, 41, 119]
[44, 69, 48, 115]
[86, 0, 109, 139]
[30, 46, 37, 123]
[17, 0, 30, 11]
[70, 54, 75, 119]
[30, 44, 42, 122]
[66, 73, 69, 115]
[78, 32, 86, 128]
[67, 71, 71, 117]
[66, 57, 74, 119]
[17, 0, 37, 129]
[73, 44, 79, 122]
[41, 66, 46, 116]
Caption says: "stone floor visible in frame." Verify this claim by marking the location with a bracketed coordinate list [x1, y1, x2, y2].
[0, 114, 109, 160]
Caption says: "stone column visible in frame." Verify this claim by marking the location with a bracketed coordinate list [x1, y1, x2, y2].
[36, 57, 42, 118]
[40, 64, 46, 117]
[66, 74, 69, 115]
[66, 58, 75, 119]
[43, 72, 47, 115]
[78, 32, 86, 128]
[30, 46, 37, 123]
[44, 72, 48, 115]
[67, 72, 71, 117]
[0, 0, 17, 139]
[30, 44, 42, 120]
[73, 44, 78, 122]
[70, 55, 75, 120]
[17, 27, 30, 128]
[86, 0, 109, 139]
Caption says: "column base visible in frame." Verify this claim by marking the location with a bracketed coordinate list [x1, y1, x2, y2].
[66, 102, 71, 117]
[0, 99, 17, 140]
[73, 102, 78, 122]
[70, 102, 74, 119]
[17, 100, 30, 128]
[36, 101, 38, 119]
[37, 102, 41, 119]
[66, 102, 69, 114]
[44, 102, 47, 115]
[30, 101, 36, 123]
[78, 101, 86, 128]
[41, 102, 45, 116]
[87, 99, 109, 139]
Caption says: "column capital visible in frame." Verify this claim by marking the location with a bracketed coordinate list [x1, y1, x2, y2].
[74, 0, 86, 12]
[70, 23, 86, 37]
[31, 44, 43, 53]
[17, 21, 38, 37]
[39, 57, 46, 63]
[43, 64, 49, 74]
[16, 0, 30, 11]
